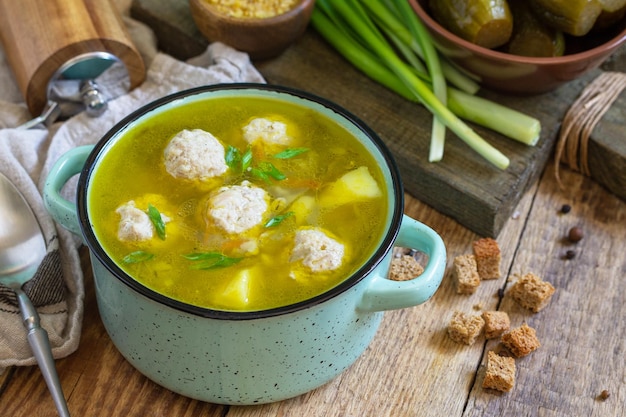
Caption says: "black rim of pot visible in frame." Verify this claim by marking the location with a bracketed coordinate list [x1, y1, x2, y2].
[77, 83, 404, 320]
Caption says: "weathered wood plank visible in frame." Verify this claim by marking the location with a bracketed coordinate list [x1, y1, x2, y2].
[465, 161, 626, 417]
[130, 0, 625, 237]
[130, 0, 207, 61]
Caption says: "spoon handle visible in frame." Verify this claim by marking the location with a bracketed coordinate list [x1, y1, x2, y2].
[16, 290, 71, 417]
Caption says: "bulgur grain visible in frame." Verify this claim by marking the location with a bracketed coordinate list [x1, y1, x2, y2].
[206, 0, 299, 18]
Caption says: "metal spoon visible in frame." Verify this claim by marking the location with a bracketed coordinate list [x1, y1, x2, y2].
[0, 172, 71, 417]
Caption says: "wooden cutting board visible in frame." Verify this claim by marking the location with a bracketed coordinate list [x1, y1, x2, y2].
[130, 0, 625, 237]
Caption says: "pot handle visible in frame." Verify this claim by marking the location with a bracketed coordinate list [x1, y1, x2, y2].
[43, 145, 94, 236]
[357, 215, 446, 312]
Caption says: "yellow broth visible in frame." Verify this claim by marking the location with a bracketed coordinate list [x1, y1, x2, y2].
[88, 95, 388, 311]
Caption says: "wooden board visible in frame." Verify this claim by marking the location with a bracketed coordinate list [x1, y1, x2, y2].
[129, 0, 626, 237]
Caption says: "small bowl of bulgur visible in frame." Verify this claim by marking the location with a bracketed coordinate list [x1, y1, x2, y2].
[190, 0, 316, 60]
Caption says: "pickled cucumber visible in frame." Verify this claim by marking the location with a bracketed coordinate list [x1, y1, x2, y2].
[507, 0, 565, 57]
[528, 0, 603, 36]
[428, 0, 513, 49]
[595, 0, 626, 29]
[598, 0, 626, 12]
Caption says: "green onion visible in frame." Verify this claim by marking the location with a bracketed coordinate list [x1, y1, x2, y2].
[310, 12, 539, 147]
[387, 0, 447, 162]
[447, 89, 540, 146]
[226, 145, 290, 182]
[122, 250, 155, 264]
[311, 1, 542, 169]
[183, 252, 243, 270]
[315, 0, 509, 169]
[249, 162, 286, 183]
[362, 0, 479, 94]
[147, 204, 166, 240]
[265, 211, 295, 227]
[273, 148, 309, 159]
[260, 162, 286, 180]
[241, 147, 253, 171]
[225, 145, 241, 170]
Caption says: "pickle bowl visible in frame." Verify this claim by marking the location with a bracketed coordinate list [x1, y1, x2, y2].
[409, 0, 626, 94]
[189, 0, 316, 60]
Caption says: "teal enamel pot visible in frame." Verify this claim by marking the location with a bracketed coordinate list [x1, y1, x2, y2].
[43, 84, 446, 405]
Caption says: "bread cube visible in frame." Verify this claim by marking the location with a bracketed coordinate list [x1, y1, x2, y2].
[509, 272, 555, 313]
[501, 323, 540, 358]
[388, 254, 424, 281]
[483, 351, 516, 392]
[482, 311, 510, 339]
[472, 238, 501, 279]
[453, 254, 480, 294]
[447, 311, 485, 345]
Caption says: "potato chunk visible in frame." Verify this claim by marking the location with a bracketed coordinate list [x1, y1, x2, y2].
[221, 269, 252, 307]
[319, 166, 382, 207]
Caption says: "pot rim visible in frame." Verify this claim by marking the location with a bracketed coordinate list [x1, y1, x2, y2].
[77, 83, 404, 320]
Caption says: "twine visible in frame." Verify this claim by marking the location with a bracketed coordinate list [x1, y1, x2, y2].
[554, 71, 626, 187]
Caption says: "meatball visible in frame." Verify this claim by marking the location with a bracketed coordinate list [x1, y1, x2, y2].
[164, 129, 228, 180]
[242, 118, 291, 145]
[207, 181, 269, 234]
[290, 228, 345, 272]
[116, 200, 170, 242]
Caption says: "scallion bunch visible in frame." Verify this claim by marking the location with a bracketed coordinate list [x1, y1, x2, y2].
[311, 0, 542, 170]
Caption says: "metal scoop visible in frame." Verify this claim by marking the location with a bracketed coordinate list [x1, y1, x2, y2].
[17, 52, 130, 130]
[0, 172, 70, 417]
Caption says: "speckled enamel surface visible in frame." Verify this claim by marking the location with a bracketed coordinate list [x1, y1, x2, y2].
[93, 256, 387, 405]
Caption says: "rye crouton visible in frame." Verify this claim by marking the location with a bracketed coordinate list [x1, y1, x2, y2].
[447, 311, 485, 345]
[388, 254, 424, 281]
[501, 323, 541, 358]
[453, 254, 480, 294]
[482, 311, 511, 339]
[483, 351, 516, 392]
[509, 272, 555, 313]
[472, 238, 501, 280]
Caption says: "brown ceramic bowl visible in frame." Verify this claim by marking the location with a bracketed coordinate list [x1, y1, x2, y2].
[189, 0, 316, 60]
[409, 0, 626, 94]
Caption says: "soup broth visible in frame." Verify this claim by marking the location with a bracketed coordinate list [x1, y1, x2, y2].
[89, 94, 389, 311]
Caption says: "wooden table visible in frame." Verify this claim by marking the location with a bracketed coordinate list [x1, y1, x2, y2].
[1, 21, 625, 417]
[2, 156, 625, 417]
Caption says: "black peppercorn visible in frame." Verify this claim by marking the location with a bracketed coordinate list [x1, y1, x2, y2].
[568, 226, 584, 243]
[564, 250, 576, 260]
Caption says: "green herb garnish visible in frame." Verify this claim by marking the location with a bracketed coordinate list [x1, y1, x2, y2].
[249, 162, 286, 183]
[241, 147, 253, 172]
[264, 211, 295, 228]
[122, 251, 155, 264]
[273, 148, 309, 159]
[225, 145, 241, 170]
[226, 146, 287, 183]
[183, 252, 243, 270]
[147, 204, 166, 240]
[260, 162, 286, 180]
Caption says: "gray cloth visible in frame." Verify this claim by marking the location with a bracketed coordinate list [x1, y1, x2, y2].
[0, 16, 264, 372]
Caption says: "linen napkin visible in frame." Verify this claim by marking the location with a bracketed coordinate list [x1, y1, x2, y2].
[0, 16, 265, 372]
